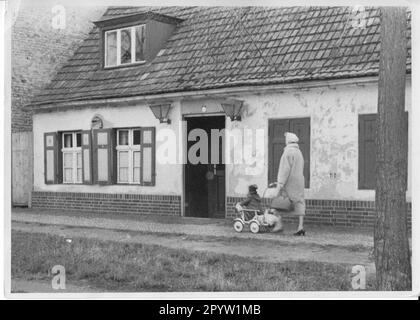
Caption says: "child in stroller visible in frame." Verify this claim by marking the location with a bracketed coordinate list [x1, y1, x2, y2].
[234, 184, 281, 233]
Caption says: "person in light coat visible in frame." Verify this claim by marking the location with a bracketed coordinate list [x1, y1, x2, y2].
[272, 132, 306, 236]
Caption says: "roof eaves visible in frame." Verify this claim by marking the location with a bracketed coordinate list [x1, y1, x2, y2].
[93, 11, 184, 28]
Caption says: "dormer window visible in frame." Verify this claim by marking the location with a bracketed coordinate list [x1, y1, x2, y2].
[95, 12, 183, 69]
[105, 25, 145, 68]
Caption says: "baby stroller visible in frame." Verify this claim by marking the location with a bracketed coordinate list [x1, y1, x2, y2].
[233, 183, 284, 234]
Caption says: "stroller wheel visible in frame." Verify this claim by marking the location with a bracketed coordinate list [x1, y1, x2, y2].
[250, 221, 260, 234]
[233, 220, 244, 233]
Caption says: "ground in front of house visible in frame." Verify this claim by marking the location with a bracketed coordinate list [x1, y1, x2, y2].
[10, 208, 380, 292]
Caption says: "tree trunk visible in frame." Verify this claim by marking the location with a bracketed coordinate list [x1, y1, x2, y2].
[375, 7, 411, 291]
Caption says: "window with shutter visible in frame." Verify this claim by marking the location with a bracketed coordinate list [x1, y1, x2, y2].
[61, 132, 83, 184]
[358, 114, 377, 190]
[141, 127, 156, 186]
[44, 132, 62, 184]
[268, 118, 311, 188]
[358, 112, 408, 190]
[116, 128, 141, 184]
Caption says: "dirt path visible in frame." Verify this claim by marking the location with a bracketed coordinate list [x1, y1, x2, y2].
[12, 211, 374, 249]
[12, 221, 375, 273]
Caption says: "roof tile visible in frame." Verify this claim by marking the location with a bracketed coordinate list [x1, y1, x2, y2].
[32, 6, 412, 105]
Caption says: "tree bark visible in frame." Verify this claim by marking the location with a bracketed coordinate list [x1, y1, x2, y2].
[375, 7, 411, 291]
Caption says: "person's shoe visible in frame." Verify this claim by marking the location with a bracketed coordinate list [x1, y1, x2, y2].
[293, 229, 305, 236]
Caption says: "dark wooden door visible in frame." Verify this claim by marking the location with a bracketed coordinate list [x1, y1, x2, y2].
[268, 118, 311, 188]
[185, 116, 225, 218]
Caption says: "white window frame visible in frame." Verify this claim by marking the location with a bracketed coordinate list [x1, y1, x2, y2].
[104, 25, 146, 68]
[61, 132, 82, 184]
[116, 129, 141, 184]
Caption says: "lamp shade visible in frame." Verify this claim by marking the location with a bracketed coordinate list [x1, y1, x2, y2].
[149, 103, 172, 124]
[220, 99, 243, 121]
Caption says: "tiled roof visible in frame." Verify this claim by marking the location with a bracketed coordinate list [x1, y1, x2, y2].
[32, 6, 411, 106]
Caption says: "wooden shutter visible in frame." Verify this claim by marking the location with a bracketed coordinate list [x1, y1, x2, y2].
[44, 132, 62, 184]
[93, 128, 115, 184]
[81, 130, 93, 184]
[359, 114, 377, 189]
[290, 118, 311, 188]
[140, 127, 156, 186]
[268, 119, 289, 184]
[359, 112, 408, 189]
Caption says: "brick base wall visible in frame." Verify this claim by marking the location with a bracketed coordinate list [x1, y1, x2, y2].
[227, 197, 412, 229]
[32, 192, 181, 216]
[32, 192, 411, 229]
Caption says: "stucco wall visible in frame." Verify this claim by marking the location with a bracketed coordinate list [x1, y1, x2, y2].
[33, 80, 412, 202]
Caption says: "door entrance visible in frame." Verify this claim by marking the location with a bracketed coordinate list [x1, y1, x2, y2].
[184, 115, 225, 218]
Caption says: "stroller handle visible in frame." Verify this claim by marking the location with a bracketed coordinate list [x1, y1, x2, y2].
[262, 182, 279, 199]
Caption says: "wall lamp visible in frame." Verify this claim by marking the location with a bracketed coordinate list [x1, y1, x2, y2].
[220, 98, 244, 121]
[149, 103, 172, 124]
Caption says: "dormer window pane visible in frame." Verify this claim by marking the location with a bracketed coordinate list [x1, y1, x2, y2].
[135, 25, 145, 62]
[104, 25, 146, 68]
[105, 31, 117, 67]
[120, 28, 132, 64]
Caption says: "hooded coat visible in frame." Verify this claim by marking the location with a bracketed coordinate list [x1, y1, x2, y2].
[277, 140, 305, 203]
[239, 191, 263, 212]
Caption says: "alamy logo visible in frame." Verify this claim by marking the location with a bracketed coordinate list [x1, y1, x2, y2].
[156, 121, 265, 176]
[51, 265, 66, 290]
[351, 265, 366, 290]
[51, 5, 66, 30]
[350, 6, 368, 29]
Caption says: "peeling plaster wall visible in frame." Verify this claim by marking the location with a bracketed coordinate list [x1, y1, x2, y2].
[228, 80, 412, 201]
[33, 80, 412, 203]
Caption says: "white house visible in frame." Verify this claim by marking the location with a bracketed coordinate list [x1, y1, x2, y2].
[29, 6, 412, 227]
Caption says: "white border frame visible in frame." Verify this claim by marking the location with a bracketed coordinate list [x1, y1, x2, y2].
[3, 0, 419, 300]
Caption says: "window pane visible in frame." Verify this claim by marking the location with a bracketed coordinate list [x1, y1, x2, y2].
[105, 31, 117, 67]
[119, 168, 128, 182]
[133, 130, 141, 145]
[118, 130, 129, 145]
[120, 28, 131, 64]
[77, 169, 83, 183]
[46, 150, 54, 181]
[83, 133, 89, 146]
[142, 147, 152, 182]
[97, 132, 108, 145]
[133, 168, 140, 183]
[97, 149, 109, 181]
[133, 151, 140, 183]
[77, 152, 82, 167]
[64, 134, 73, 148]
[64, 168, 72, 183]
[118, 151, 129, 183]
[83, 149, 90, 182]
[64, 153, 73, 167]
[143, 130, 152, 144]
[119, 151, 129, 167]
[133, 151, 140, 167]
[76, 133, 82, 147]
[135, 25, 145, 62]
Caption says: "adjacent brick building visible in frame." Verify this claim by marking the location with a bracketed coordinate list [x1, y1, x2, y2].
[12, 1, 105, 205]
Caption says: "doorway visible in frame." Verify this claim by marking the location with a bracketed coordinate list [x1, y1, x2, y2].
[184, 115, 225, 218]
